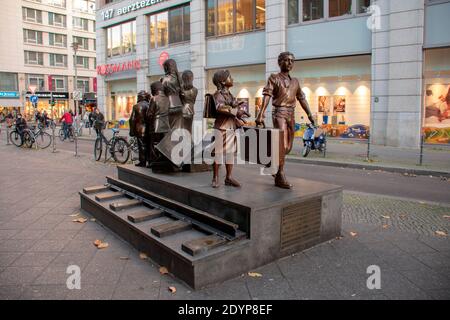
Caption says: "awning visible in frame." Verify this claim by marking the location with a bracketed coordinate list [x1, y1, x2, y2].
[0, 98, 22, 107]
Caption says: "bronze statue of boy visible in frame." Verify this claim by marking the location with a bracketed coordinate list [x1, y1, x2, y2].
[256, 52, 315, 189]
[129, 90, 150, 167]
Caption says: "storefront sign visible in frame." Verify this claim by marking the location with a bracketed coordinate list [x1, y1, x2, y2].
[97, 60, 141, 76]
[101, 0, 168, 21]
[0, 92, 19, 98]
[26, 91, 69, 99]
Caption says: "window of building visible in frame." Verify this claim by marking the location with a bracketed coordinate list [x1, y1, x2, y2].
[73, 36, 89, 50]
[24, 51, 44, 65]
[0, 72, 19, 91]
[49, 33, 67, 47]
[27, 74, 45, 91]
[207, 0, 265, 37]
[303, 0, 324, 21]
[73, 17, 89, 31]
[357, 0, 371, 13]
[329, 0, 352, 17]
[150, 5, 190, 49]
[22, 8, 43, 23]
[48, 12, 67, 27]
[75, 56, 89, 69]
[23, 29, 43, 45]
[51, 76, 67, 91]
[107, 20, 136, 56]
[47, 0, 66, 8]
[73, 0, 96, 14]
[93, 39, 96, 51]
[49, 53, 68, 67]
[77, 78, 90, 92]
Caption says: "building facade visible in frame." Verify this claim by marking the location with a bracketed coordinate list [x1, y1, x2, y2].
[95, 0, 450, 147]
[0, 0, 98, 120]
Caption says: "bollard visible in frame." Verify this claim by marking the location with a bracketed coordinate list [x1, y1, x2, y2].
[366, 136, 371, 162]
[419, 133, 424, 166]
[6, 124, 11, 145]
[323, 139, 327, 158]
[51, 124, 56, 153]
[74, 129, 79, 157]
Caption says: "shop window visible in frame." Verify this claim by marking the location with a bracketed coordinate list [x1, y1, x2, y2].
[150, 5, 190, 49]
[77, 78, 90, 92]
[23, 29, 43, 45]
[303, 0, 324, 21]
[48, 12, 67, 27]
[107, 20, 136, 57]
[357, 0, 371, 13]
[0, 72, 19, 91]
[73, 36, 89, 50]
[49, 53, 68, 67]
[22, 8, 43, 24]
[27, 74, 45, 91]
[73, 17, 89, 31]
[207, 0, 265, 37]
[288, 0, 299, 24]
[49, 33, 67, 47]
[24, 51, 44, 65]
[329, 0, 352, 17]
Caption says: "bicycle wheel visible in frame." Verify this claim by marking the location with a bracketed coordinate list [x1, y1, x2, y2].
[112, 137, 130, 164]
[10, 131, 22, 147]
[35, 132, 52, 149]
[59, 129, 65, 141]
[23, 131, 34, 148]
[94, 137, 102, 161]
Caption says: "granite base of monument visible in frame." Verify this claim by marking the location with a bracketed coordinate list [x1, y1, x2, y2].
[79, 165, 342, 289]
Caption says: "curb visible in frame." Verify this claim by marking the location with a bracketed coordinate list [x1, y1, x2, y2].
[286, 156, 450, 178]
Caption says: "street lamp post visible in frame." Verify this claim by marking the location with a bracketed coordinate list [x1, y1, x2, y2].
[71, 42, 80, 157]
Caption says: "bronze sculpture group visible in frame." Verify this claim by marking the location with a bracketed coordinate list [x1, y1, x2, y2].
[129, 52, 315, 189]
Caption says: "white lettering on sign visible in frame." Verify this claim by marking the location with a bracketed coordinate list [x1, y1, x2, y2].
[100, 0, 167, 20]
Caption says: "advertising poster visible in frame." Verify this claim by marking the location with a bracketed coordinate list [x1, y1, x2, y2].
[318, 96, 330, 113]
[333, 96, 346, 113]
[423, 84, 450, 144]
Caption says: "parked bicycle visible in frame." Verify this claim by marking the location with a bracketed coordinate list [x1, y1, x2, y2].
[59, 124, 75, 142]
[94, 121, 130, 164]
[9, 125, 25, 147]
[22, 123, 52, 149]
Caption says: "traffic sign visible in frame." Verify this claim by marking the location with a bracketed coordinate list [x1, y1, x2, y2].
[73, 90, 82, 100]
[30, 95, 38, 104]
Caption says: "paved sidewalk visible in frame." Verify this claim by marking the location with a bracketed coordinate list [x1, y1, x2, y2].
[0, 143, 449, 300]
[289, 137, 450, 176]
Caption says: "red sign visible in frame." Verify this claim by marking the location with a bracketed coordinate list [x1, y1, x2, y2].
[48, 75, 53, 91]
[93, 77, 97, 92]
[159, 51, 169, 67]
[96, 60, 141, 76]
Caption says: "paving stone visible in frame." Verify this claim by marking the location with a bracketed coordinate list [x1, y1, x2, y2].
[10, 229, 49, 240]
[0, 239, 37, 252]
[33, 265, 71, 285]
[0, 267, 44, 285]
[51, 252, 95, 270]
[426, 288, 450, 300]
[112, 283, 160, 300]
[0, 285, 25, 299]
[21, 284, 69, 300]
[0, 229, 20, 240]
[11, 252, 59, 267]
[29, 239, 71, 252]
[398, 265, 450, 291]
[43, 229, 80, 240]
[0, 252, 22, 267]
[65, 284, 116, 300]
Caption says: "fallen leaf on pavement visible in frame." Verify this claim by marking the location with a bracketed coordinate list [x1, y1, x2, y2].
[93, 239, 102, 246]
[443, 215, 450, 219]
[248, 272, 262, 277]
[400, 214, 407, 219]
[90, 218, 96, 222]
[381, 215, 390, 219]
[72, 217, 88, 223]
[350, 232, 358, 237]
[435, 231, 447, 237]
[382, 225, 389, 229]
[69, 213, 80, 217]
[97, 242, 109, 249]
[159, 267, 169, 275]
[168, 286, 176, 294]
[336, 236, 344, 240]
[139, 253, 148, 260]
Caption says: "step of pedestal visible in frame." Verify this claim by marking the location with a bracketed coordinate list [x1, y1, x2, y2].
[151, 220, 192, 238]
[109, 199, 142, 211]
[95, 191, 124, 202]
[182, 235, 227, 256]
[127, 209, 164, 223]
[83, 185, 109, 194]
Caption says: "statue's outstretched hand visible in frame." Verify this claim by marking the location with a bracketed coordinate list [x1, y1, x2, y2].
[255, 115, 266, 128]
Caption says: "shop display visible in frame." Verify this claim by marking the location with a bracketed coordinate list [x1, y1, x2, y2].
[423, 84, 450, 144]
